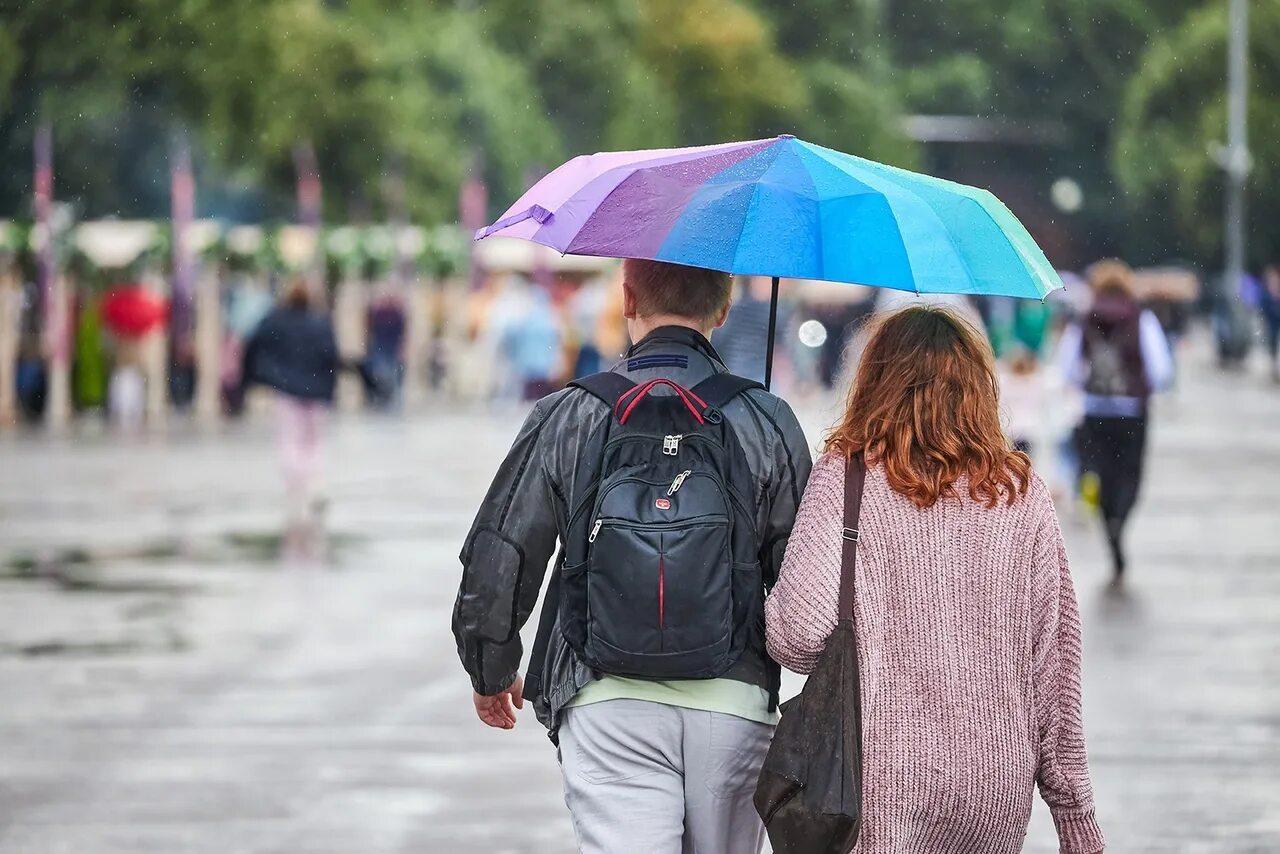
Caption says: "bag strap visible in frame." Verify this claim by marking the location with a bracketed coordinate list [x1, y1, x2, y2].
[838, 453, 867, 620]
[691, 372, 764, 410]
[568, 372, 637, 410]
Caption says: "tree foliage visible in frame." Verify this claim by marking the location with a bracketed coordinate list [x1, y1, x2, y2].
[0, 0, 1275, 267]
[1115, 0, 1280, 260]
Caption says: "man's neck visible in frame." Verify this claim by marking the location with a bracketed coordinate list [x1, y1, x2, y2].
[628, 315, 712, 343]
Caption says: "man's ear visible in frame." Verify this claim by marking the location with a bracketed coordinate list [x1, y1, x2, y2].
[711, 302, 730, 330]
[622, 280, 638, 320]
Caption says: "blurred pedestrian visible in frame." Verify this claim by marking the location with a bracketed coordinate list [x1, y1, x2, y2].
[567, 277, 607, 378]
[594, 268, 630, 360]
[454, 259, 811, 854]
[999, 345, 1046, 457]
[241, 279, 339, 550]
[1262, 262, 1280, 382]
[221, 274, 273, 414]
[499, 286, 564, 400]
[808, 284, 875, 389]
[1056, 260, 1173, 583]
[479, 276, 533, 401]
[1012, 297, 1053, 354]
[365, 285, 407, 408]
[713, 275, 777, 384]
[766, 306, 1104, 854]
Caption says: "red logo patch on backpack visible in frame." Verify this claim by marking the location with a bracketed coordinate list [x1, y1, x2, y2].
[654, 498, 672, 511]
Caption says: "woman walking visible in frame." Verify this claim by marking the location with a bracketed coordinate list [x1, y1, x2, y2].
[1056, 260, 1172, 582]
[241, 279, 340, 552]
[766, 307, 1104, 853]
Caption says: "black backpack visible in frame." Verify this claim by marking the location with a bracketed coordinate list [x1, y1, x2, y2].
[1083, 327, 1133, 397]
[557, 371, 764, 680]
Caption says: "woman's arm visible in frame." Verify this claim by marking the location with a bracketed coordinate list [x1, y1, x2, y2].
[1052, 323, 1086, 389]
[764, 452, 847, 675]
[1030, 505, 1105, 854]
[1138, 310, 1174, 393]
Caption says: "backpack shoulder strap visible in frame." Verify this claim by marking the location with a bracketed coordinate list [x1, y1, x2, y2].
[568, 372, 637, 410]
[691, 372, 764, 409]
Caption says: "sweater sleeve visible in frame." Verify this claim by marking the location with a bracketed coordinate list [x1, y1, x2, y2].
[764, 452, 845, 675]
[1030, 503, 1105, 853]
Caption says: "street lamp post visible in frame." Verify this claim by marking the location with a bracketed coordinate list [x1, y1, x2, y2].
[1223, 0, 1250, 299]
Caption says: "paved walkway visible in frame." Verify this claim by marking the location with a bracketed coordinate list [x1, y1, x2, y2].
[1, 343, 1278, 853]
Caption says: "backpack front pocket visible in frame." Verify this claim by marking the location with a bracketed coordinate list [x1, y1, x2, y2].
[586, 517, 734, 677]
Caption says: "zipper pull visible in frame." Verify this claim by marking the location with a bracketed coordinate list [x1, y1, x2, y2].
[668, 470, 693, 496]
[588, 519, 603, 543]
[663, 434, 682, 456]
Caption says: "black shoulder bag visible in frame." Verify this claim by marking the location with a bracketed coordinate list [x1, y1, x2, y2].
[754, 453, 865, 853]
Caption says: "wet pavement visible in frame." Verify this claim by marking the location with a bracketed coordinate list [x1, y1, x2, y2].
[1, 343, 1279, 853]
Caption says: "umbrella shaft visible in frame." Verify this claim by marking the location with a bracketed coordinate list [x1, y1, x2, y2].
[764, 276, 780, 391]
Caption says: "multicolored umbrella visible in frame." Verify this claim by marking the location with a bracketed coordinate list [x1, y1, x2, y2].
[475, 135, 1062, 385]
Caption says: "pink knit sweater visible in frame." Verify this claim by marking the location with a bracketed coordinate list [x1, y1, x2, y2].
[766, 452, 1104, 854]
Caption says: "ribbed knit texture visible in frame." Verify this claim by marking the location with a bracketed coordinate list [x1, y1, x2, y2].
[766, 452, 1104, 854]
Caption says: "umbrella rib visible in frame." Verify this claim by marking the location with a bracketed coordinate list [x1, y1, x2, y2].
[802, 142, 986, 296]
[559, 140, 776, 257]
[727, 147, 788, 273]
[816, 148, 1010, 293]
[967, 193, 1058, 297]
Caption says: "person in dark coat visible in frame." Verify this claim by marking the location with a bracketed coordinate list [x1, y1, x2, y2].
[365, 287, 407, 408]
[242, 279, 339, 541]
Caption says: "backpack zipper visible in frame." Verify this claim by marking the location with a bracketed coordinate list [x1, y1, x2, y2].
[667, 470, 693, 495]
[588, 516, 729, 536]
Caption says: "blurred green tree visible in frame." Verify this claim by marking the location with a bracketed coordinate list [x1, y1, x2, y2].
[1115, 0, 1280, 262]
[0, 1, 562, 222]
[1, 0, 1274, 270]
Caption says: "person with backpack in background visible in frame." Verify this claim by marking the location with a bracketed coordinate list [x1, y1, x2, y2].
[1056, 260, 1173, 584]
[453, 259, 812, 854]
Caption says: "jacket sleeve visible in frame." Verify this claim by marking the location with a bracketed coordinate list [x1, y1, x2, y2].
[764, 452, 843, 675]
[1054, 322, 1085, 389]
[1138, 310, 1174, 393]
[1030, 504, 1105, 853]
[453, 394, 566, 696]
[760, 398, 814, 588]
[239, 318, 264, 390]
[322, 318, 340, 375]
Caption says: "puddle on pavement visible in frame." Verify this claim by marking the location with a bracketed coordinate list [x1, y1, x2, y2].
[1, 529, 366, 590]
[7, 628, 191, 658]
[0, 530, 365, 660]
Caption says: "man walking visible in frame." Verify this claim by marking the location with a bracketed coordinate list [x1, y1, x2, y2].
[453, 259, 811, 853]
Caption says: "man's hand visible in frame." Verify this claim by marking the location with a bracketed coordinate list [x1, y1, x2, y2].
[473, 675, 524, 729]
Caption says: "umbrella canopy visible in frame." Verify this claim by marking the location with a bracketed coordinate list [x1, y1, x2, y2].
[475, 135, 1061, 300]
[101, 285, 168, 339]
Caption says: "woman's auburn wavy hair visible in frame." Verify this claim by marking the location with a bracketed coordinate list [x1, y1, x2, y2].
[826, 305, 1031, 509]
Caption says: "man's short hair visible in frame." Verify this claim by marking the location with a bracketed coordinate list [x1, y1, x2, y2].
[623, 259, 732, 325]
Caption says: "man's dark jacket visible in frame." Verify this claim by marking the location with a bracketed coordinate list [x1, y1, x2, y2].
[453, 326, 813, 736]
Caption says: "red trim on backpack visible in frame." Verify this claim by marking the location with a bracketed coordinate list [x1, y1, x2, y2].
[614, 379, 656, 420]
[658, 552, 665, 630]
[615, 378, 706, 425]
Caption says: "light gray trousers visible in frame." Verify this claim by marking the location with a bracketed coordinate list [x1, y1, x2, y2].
[558, 699, 773, 854]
